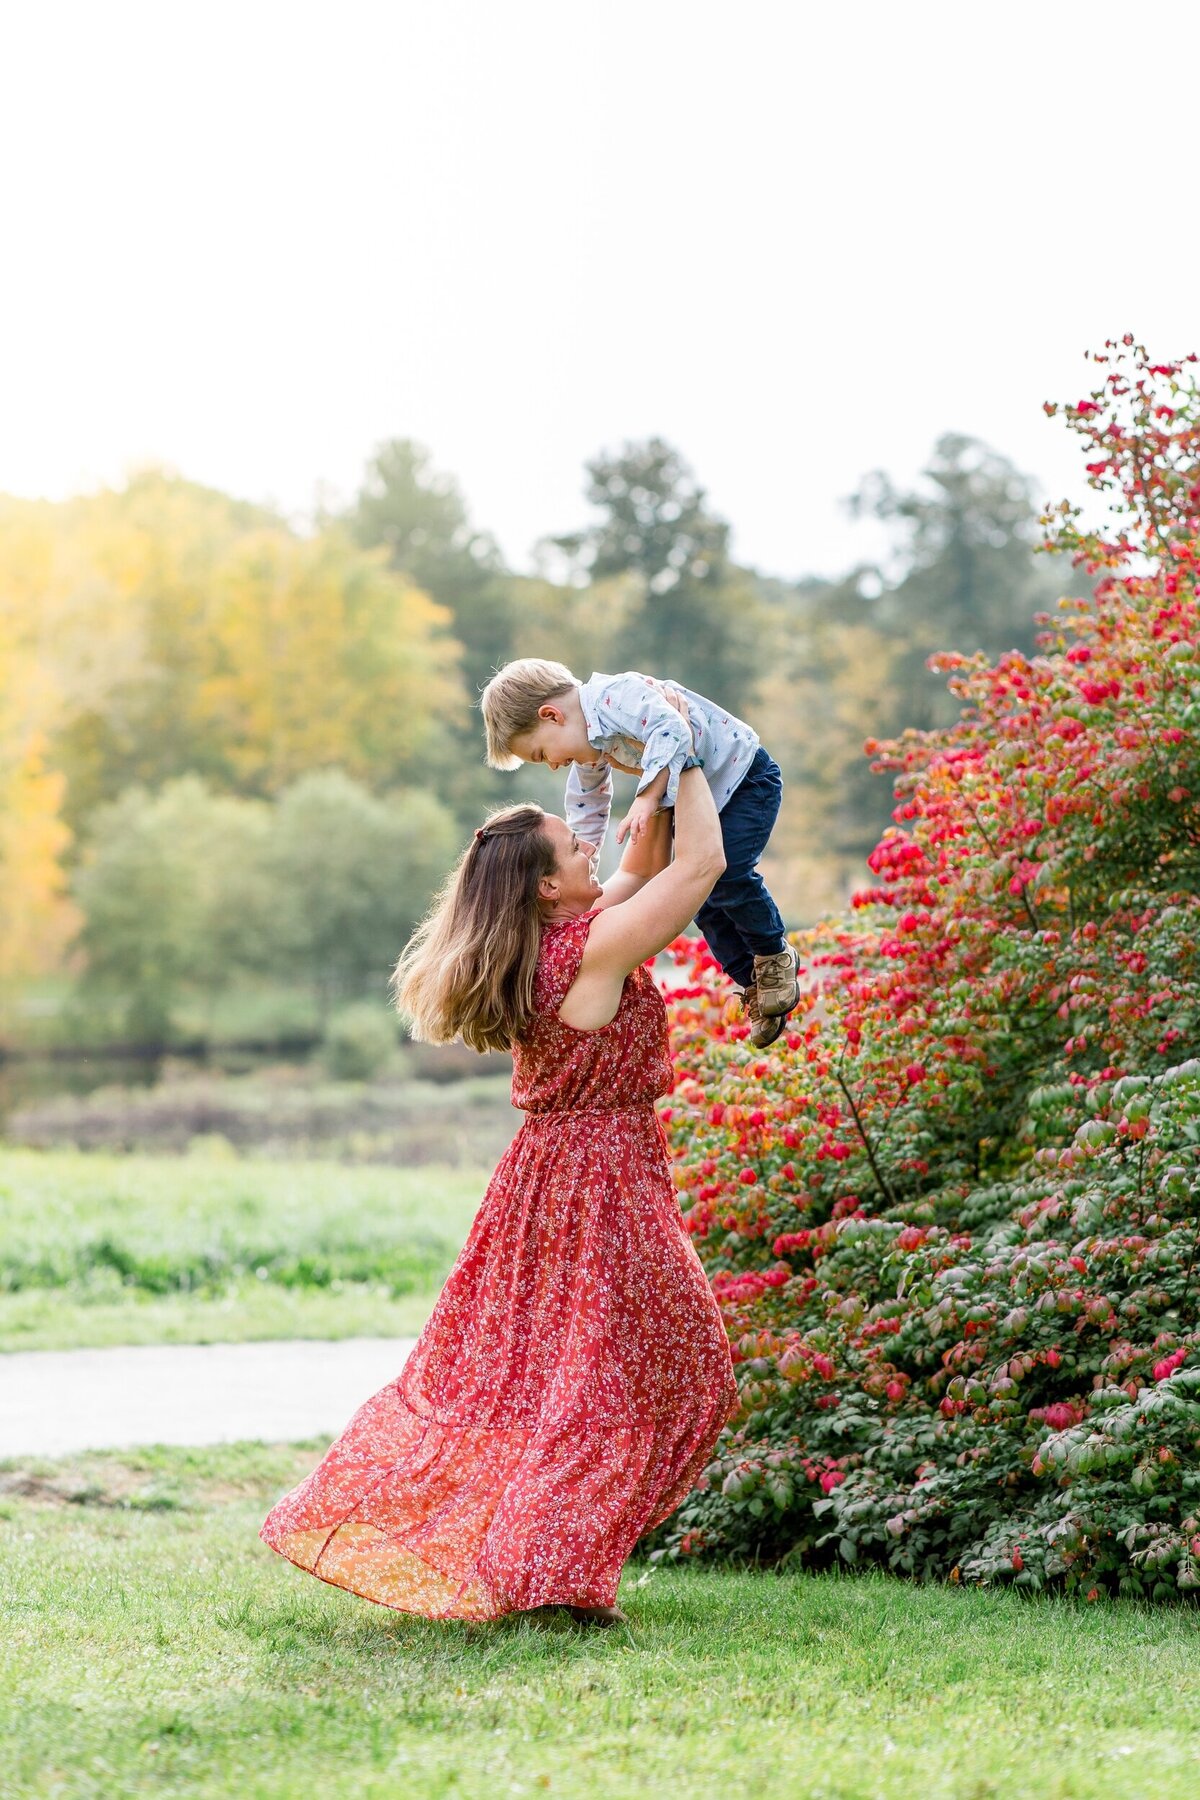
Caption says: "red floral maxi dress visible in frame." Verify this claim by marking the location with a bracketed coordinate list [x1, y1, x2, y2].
[259, 910, 738, 1620]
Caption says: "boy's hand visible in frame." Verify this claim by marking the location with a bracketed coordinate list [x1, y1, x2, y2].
[616, 793, 660, 847]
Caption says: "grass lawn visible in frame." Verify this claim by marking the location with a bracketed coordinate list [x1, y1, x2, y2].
[3, 1443, 1200, 1800]
[0, 1151, 482, 1353]
[0, 1283, 440, 1350]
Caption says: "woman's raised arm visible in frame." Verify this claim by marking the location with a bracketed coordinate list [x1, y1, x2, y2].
[595, 681, 694, 910]
[557, 769, 724, 1029]
[595, 804, 673, 910]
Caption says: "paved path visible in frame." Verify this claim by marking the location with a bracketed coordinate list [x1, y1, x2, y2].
[0, 1337, 417, 1460]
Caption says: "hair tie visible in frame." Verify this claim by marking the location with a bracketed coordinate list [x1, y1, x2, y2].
[475, 826, 489, 842]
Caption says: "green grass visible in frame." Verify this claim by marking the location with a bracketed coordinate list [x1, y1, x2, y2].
[0, 1151, 482, 1353]
[3, 1443, 1200, 1799]
[0, 1283, 439, 1350]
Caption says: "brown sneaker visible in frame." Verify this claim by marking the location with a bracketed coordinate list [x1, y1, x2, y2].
[740, 982, 785, 1050]
[753, 944, 799, 1018]
[563, 1604, 629, 1627]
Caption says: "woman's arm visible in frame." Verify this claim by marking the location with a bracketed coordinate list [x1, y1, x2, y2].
[594, 804, 673, 911]
[594, 683, 692, 910]
[558, 768, 725, 1028]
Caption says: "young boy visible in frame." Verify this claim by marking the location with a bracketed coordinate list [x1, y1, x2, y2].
[480, 658, 798, 1048]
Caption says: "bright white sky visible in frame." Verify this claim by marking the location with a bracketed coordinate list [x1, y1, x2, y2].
[3, 0, 1198, 582]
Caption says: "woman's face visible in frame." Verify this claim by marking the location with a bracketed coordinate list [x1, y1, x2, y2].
[538, 815, 602, 913]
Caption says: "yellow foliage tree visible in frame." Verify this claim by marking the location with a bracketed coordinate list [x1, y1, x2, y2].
[0, 475, 468, 987]
[0, 473, 466, 820]
[2, 474, 277, 827]
[198, 526, 462, 794]
[0, 723, 77, 981]
[0, 537, 76, 979]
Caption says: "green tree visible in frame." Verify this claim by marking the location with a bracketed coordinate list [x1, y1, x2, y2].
[73, 778, 274, 1040]
[551, 439, 759, 714]
[755, 437, 1093, 891]
[73, 772, 461, 1038]
[348, 439, 515, 699]
[847, 433, 1078, 733]
[270, 770, 458, 1015]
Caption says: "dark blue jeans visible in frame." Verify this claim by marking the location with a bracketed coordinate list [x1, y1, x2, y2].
[694, 746, 787, 989]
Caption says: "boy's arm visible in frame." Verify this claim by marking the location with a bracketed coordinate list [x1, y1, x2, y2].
[596, 803, 673, 910]
[633, 687, 694, 808]
[597, 674, 696, 809]
[564, 760, 612, 852]
[615, 764, 670, 845]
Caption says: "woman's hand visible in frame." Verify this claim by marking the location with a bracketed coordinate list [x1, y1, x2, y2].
[659, 682, 693, 742]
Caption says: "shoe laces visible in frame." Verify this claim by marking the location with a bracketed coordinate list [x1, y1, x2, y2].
[757, 948, 793, 976]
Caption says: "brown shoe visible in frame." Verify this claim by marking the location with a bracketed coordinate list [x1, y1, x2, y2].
[754, 944, 799, 1018]
[563, 1604, 629, 1627]
[740, 982, 785, 1050]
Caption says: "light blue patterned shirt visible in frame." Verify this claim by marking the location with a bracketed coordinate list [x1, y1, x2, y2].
[563, 670, 760, 852]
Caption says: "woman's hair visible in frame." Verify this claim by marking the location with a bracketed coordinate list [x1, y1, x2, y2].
[479, 657, 578, 770]
[391, 803, 558, 1052]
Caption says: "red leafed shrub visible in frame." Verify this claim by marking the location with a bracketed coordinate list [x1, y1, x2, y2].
[652, 341, 1200, 1600]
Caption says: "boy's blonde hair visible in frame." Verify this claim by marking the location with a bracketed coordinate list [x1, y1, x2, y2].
[479, 658, 579, 770]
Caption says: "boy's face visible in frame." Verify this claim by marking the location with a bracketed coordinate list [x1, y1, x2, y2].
[509, 702, 596, 771]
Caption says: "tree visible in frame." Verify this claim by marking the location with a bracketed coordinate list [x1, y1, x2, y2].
[847, 433, 1080, 734]
[8, 473, 467, 828]
[72, 779, 275, 1040]
[551, 439, 760, 715]
[755, 603, 895, 918]
[198, 525, 464, 796]
[44, 473, 279, 830]
[270, 770, 459, 1014]
[754, 437, 1091, 889]
[0, 506, 77, 981]
[348, 439, 515, 699]
[0, 722, 75, 984]
[72, 770, 462, 1037]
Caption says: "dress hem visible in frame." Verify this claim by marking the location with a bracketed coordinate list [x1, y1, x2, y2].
[258, 1526, 619, 1623]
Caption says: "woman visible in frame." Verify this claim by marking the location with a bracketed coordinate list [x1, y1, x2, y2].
[260, 764, 736, 1625]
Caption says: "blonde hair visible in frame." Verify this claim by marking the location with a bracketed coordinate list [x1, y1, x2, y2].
[479, 658, 578, 770]
[391, 803, 557, 1052]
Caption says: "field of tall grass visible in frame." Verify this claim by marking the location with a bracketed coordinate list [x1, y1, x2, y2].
[0, 1151, 484, 1351]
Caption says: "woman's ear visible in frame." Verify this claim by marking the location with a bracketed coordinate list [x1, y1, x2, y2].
[537, 871, 560, 904]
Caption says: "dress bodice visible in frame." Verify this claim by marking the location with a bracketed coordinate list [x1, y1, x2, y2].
[510, 910, 672, 1114]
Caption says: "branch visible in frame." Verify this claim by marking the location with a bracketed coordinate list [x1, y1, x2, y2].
[834, 1070, 900, 1211]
